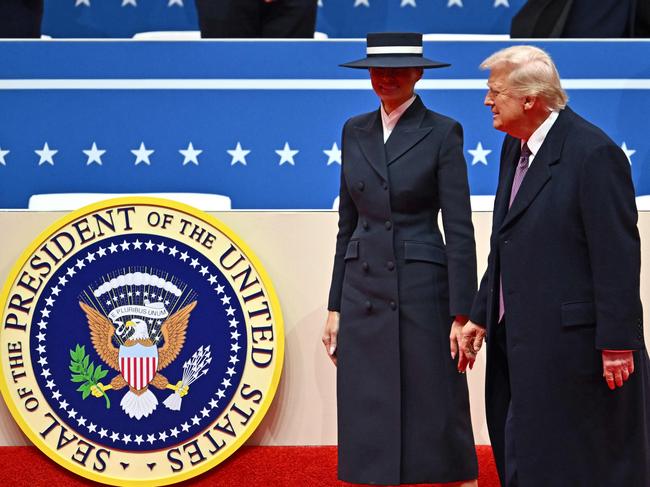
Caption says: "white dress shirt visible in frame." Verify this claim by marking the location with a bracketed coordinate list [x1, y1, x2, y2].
[524, 109, 560, 167]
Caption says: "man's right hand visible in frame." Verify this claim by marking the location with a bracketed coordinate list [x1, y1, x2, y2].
[322, 311, 340, 366]
[459, 321, 486, 372]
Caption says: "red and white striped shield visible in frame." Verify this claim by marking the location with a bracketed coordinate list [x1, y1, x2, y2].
[118, 343, 159, 391]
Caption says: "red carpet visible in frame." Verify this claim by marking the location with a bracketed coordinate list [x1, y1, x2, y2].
[0, 445, 499, 486]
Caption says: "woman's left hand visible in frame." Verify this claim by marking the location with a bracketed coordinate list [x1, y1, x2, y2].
[322, 311, 340, 366]
[449, 315, 469, 372]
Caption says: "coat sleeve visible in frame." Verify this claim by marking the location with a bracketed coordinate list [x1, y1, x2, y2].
[437, 121, 477, 316]
[470, 271, 489, 326]
[328, 121, 358, 312]
[579, 142, 644, 350]
[470, 135, 512, 327]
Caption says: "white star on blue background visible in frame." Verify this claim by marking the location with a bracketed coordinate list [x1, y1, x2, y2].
[36, 142, 58, 166]
[276, 142, 299, 166]
[179, 142, 202, 166]
[0, 147, 9, 166]
[324, 142, 342, 166]
[131, 142, 154, 166]
[83, 142, 105, 166]
[228, 142, 250, 166]
[468, 142, 492, 166]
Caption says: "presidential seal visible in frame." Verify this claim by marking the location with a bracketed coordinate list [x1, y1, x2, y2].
[0, 198, 284, 486]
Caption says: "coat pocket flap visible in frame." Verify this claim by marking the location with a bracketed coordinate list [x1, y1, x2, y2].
[561, 301, 596, 327]
[344, 240, 359, 260]
[404, 241, 447, 264]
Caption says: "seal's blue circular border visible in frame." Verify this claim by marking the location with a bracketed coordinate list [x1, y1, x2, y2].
[31, 234, 248, 452]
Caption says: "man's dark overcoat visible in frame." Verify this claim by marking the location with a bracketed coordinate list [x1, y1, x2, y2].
[510, 0, 642, 37]
[328, 96, 478, 485]
[470, 107, 650, 486]
[0, 0, 42, 38]
[194, 0, 316, 38]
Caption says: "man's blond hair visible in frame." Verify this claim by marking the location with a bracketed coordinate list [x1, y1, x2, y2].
[480, 45, 568, 110]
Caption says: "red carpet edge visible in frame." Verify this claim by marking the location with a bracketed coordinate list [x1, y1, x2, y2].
[0, 445, 499, 486]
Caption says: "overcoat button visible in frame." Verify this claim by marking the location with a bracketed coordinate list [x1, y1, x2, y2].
[357, 181, 365, 191]
[362, 262, 369, 272]
[389, 301, 397, 310]
[365, 301, 372, 312]
[386, 261, 395, 270]
[362, 220, 369, 230]
[504, 240, 510, 245]
[384, 221, 392, 230]
[382, 182, 388, 190]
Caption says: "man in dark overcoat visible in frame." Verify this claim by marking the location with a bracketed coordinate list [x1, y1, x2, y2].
[0, 0, 43, 38]
[510, 0, 647, 37]
[461, 45, 650, 486]
[194, 0, 316, 38]
[322, 33, 478, 485]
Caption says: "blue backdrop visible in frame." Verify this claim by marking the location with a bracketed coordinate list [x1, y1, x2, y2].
[41, 0, 527, 39]
[0, 40, 648, 209]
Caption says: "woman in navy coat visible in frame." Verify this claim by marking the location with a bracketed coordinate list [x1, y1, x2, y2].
[322, 33, 478, 486]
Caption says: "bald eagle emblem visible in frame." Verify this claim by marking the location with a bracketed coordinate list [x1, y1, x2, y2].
[75, 271, 211, 420]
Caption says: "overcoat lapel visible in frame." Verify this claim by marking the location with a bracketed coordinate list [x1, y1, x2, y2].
[385, 97, 432, 166]
[353, 112, 388, 181]
[499, 109, 569, 232]
[494, 141, 520, 228]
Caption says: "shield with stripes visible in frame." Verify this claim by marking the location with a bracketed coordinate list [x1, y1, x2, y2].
[118, 343, 159, 391]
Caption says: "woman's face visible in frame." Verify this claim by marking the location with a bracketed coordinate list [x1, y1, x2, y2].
[369, 67, 423, 108]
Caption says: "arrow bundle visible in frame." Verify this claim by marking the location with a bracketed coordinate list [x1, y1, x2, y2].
[163, 345, 212, 411]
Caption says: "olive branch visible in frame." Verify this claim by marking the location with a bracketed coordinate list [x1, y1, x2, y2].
[69, 344, 110, 409]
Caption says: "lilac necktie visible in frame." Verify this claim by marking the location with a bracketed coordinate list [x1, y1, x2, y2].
[498, 143, 532, 323]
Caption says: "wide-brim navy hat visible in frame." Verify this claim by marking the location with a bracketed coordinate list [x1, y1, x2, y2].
[340, 32, 450, 69]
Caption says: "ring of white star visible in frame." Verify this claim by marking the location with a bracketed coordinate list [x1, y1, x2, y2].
[36, 238, 244, 447]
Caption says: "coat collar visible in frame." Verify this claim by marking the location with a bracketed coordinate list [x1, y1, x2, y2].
[353, 95, 432, 180]
[385, 96, 433, 165]
[499, 107, 571, 231]
[353, 109, 387, 181]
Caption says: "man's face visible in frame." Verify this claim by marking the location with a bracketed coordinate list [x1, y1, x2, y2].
[369, 67, 423, 108]
[485, 68, 526, 136]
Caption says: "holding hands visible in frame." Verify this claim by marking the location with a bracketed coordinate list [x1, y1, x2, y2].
[449, 315, 469, 370]
[454, 320, 486, 373]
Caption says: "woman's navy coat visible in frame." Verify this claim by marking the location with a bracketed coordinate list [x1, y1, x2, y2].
[328, 96, 478, 485]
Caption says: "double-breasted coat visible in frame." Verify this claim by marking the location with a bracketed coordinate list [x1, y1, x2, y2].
[470, 107, 650, 486]
[328, 96, 478, 485]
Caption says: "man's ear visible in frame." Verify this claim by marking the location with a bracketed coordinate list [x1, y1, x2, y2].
[523, 95, 537, 111]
